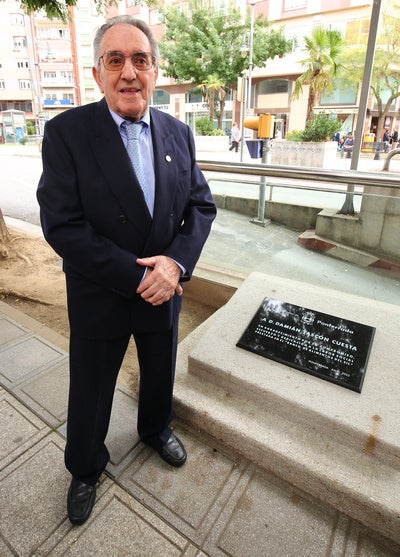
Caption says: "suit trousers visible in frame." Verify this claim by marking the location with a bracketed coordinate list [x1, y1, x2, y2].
[64, 323, 178, 485]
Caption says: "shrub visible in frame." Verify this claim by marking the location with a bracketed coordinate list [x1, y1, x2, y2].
[195, 117, 214, 136]
[286, 113, 340, 142]
[301, 112, 340, 142]
[211, 128, 226, 136]
[285, 130, 303, 141]
[26, 121, 36, 135]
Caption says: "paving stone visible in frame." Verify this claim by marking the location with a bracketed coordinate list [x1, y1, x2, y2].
[0, 536, 14, 556]
[105, 386, 141, 477]
[0, 390, 48, 471]
[119, 426, 248, 545]
[15, 357, 69, 428]
[203, 467, 339, 557]
[0, 316, 28, 347]
[0, 335, 65, 388]
[0, 433, 70, 556]
[48, 483, 191, 557]
[343, 520, 400, 557]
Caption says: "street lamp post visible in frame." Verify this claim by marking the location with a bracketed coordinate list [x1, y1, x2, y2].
[239, 0, 256, 161]
[247, 0, 256, 112]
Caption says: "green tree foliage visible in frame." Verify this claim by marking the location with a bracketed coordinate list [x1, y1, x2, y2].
[341, 0, 400, 141]
[16, 0, 161, 21]
[159, 0, 293, 128]
[292, 26, 344, 122]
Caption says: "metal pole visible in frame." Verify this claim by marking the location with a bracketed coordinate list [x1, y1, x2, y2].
[247, 0, 256, 112]
[340, 0, 382, 214]
[250, 138, 271, 227]
[240, 75, 247, 162]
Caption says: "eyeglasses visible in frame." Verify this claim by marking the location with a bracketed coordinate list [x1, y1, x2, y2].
[99, 51, 156, 72]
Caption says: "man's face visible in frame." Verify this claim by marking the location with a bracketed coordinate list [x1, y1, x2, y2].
[93, 23, 158, 121]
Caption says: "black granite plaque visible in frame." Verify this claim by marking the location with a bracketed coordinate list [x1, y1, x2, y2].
[236, 297, 375, 393]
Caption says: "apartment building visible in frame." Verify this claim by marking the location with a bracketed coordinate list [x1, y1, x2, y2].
[0, 0, 398, 142]
[0, 0, 102, 141]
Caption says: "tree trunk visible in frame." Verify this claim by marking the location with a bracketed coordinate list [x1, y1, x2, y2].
[217, 97, 225, 129]
[0, 208, 10, 258]
[208, 90, 215, 121]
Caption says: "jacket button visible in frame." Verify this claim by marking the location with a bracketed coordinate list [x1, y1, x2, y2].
[119, 214, 128, 223]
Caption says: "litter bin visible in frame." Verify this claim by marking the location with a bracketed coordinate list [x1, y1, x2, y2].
[246, 139, 262, 159]
[362, 132, 375, 152]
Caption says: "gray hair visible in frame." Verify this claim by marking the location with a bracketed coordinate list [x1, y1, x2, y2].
[93, 15, 159, 69]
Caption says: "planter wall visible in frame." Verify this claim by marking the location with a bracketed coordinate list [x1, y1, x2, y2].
[271, 140, 337, 168]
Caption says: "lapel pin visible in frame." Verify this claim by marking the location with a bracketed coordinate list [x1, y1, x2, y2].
[165, 155, 172, 162]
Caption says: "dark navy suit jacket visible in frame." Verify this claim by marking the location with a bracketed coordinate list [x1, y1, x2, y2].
[37, 98, 216, 339]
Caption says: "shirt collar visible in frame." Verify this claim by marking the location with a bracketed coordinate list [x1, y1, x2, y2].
[108, 107, 150, 129]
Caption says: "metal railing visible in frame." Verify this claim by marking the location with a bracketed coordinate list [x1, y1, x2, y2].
[198, 160, 400, 214]
[198, 160, 400, 190]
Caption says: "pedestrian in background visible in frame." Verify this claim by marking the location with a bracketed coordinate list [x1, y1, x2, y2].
[229, 122, 241, 152]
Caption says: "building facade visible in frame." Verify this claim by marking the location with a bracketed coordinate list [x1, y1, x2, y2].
[0, 0, 399, 142]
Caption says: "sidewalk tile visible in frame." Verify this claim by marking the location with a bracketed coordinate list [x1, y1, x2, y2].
[118, 426, 248, 546]
[0, 390, 49, 471]
[48, 483, 191, 557]
[0, 315, 28, 347]
[202, 467, 339, 557]
[0, 433, 70, 556]
[14, 357, 69, 428]
[104, 386, 141, 477]
[0, 334, 66, 389]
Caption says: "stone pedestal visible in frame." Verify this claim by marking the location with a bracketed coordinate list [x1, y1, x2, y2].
[271, 140, 337, 168]
[174, 272, 400, 544]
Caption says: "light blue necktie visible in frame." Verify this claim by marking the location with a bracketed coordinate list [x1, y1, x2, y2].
[122, 121, 149, 206]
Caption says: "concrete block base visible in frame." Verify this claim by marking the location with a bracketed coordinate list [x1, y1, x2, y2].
[298, 229, 400, 271]
[174, 272, 400, 544]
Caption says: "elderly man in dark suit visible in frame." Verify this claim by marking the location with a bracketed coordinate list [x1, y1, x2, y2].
[37, 15, 216, 526]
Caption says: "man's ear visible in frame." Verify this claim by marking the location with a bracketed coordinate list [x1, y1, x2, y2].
[92, 66, 104, 93]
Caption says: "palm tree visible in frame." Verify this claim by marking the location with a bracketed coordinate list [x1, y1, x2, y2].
[200, 74, 227, 129]
[292, 27, 344, 122]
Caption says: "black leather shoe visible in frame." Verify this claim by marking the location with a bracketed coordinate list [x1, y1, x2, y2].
[67, 478, 96, 525]
[158, 434, 187, 467]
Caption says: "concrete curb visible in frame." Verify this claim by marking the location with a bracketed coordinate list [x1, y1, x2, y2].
[298, 229, 400, 271]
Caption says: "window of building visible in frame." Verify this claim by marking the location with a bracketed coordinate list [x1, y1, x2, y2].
[62, 93, 74, 102]
[258, 79, 291, 95]
[45, 93, 57, 100]
[152, 89, 170, 105]
[150, 9, 163, 25]
[345, 18, 370, 45]
[11, 13, 24, 25]
[320, 78, 358, 105]
[85, 88, 96, 101]
[83, 67, 94, 78]
[210, 0, 226, 12]
[80, 34, 92, 45]
[17, 59, 29, 68]
[36, 27, 70, 40]
[0, 80, 5, 89]
[58, 28, 70, 39]
[186, 88, 203, 103]
[2, 101, 32, 112]
[60, 71, 73, 82]
[284, 0, 306, 10]
[13, 36, 27, 48]
[44, 71, 57, 80]
[19, 79, 31, 89]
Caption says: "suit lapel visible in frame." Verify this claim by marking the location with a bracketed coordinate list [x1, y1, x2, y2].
[149, 108, 178, 225]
